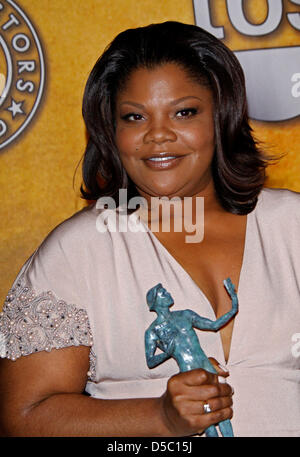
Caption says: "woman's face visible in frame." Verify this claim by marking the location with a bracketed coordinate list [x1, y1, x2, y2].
[115, 63, 215, 201]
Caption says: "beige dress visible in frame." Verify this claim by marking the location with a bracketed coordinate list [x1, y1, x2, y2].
[1, 187, 300, 436]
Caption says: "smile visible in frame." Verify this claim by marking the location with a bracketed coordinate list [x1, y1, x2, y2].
[147, 156, 177, 162]
[144, 155, 185, 170]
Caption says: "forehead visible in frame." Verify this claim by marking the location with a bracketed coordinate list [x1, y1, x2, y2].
[116, 63, 212, 104]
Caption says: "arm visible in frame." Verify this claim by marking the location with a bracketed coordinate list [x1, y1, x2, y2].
[188, 278, 238, 332]
[0, 346, 167, 437]
[211, 278, 238, 330]
[145, 328, 172, 369]
[0, 345, 234, 437]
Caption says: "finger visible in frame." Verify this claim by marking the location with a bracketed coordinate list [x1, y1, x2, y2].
[178, 393, 233, 416]
[168, 377, 234, 402]
[201, 381, 233, 400]
[200, 394, 233, 415]
[202, 406, 234, 430]
[182, 404, 233, 435]
[208, 358, 229, 378]
[172, 368, 217, 387]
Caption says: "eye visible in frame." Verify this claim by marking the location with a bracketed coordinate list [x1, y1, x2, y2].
[121, 112, 144, 122]
[175, 108, 198, 118]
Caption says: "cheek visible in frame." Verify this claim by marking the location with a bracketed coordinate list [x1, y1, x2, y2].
[179, 125, 215, 152]
[115, 128, 142, 158]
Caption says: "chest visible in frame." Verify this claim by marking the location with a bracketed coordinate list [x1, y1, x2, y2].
[152, 218, 247, 362]
[155, 315, 190, 339]
[154, 222, 246, 313]
[88, 214, 300, 388]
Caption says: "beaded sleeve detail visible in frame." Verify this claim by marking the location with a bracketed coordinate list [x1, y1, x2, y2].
[0, 276, 96, 382]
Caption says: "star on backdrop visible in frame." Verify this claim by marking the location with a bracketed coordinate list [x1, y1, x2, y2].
[6, 98, 25, 118]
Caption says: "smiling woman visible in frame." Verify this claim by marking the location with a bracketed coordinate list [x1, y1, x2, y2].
[81, 21, 268, 215]
[115, 64, 215, 200]
[1, 21, 300, 438]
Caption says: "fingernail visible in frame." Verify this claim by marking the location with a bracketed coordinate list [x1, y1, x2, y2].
[218, 376, 227, 384]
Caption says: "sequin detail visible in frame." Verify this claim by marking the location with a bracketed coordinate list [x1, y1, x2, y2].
[0, 276, 96, 381]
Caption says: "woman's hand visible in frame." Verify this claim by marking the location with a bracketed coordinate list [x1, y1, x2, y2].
[158, 361, 233, 436]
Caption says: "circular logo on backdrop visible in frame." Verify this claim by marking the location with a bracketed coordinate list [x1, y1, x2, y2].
[0, 0, 45, 150]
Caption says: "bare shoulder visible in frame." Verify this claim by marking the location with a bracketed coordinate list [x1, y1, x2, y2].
[174, 309, 196, 320]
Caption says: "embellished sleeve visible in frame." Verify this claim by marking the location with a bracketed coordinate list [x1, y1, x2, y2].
[0, 275, 96, 381]
[0, 208, 100, 381]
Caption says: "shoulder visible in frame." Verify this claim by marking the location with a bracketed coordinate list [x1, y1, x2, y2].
[41, 203, 99, 249]
[36, 202, 118, 261]
[258, 187, 300, 208]
[4, 203, 106, 304]
[256, 187, 300, 220]
[174, 309, 194, 319]
[145, 323, 158, 337]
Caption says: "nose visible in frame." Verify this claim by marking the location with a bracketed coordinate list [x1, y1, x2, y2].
[143, 119, 177, 145]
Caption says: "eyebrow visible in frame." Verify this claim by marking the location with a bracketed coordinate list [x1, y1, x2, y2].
[170, 96, 204, 106]
[119, 96, 204, 109]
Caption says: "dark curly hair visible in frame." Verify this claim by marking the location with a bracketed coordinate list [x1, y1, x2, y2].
[81, 21, 269, 214]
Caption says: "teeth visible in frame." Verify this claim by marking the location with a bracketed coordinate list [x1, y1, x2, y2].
[148, 156, 176, 162]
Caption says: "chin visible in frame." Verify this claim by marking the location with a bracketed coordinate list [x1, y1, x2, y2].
[139, 185, 185, 200]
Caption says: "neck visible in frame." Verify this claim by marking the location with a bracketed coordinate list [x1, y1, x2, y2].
[156, 308, 171, 319]
[137, 184, 225, 234]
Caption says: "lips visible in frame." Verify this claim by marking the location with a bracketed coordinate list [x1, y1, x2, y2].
[147, 156, 177, 162]
[143, 154, 185, 170]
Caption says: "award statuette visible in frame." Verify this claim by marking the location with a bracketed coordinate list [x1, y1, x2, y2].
[144, 278, 238, 437]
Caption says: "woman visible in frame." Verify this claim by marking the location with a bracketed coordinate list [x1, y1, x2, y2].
[0, 21, 300, 437]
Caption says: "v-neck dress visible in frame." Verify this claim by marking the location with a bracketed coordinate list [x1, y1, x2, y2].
[1, 187, 300, 436]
